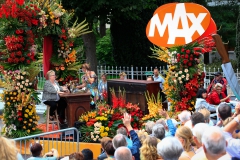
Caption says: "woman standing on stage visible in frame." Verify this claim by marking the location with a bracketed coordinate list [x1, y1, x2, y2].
[77, 63, 98, 109]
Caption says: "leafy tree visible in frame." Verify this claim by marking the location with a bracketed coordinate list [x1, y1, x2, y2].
[61, 0, 162, 72]
[207, 4, 239, 49]
[96, 29, 115, 66]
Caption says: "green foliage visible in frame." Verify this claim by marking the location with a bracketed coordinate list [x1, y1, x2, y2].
[205, 59, 238, 72]
[110, 4, 171, 67]
[96, 29, 115, 66]
[207, 4, 239, 48]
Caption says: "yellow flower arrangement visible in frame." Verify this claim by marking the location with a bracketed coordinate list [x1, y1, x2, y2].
[150, 46, 170, 63]
[142, 91, 162, 122]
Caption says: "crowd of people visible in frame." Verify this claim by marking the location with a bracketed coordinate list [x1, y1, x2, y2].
[1, 102, 240, 159]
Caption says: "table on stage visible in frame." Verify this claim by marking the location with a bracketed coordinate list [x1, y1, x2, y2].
[59, 92, 91, 127]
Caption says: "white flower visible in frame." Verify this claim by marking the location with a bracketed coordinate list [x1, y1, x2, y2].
[17, 82, 20, 86]
[186, 74, 190, 77]
[174, 80, 177, 83]
[15, 87, 19, 90]
[93, 138, 97, 141]
[96, 131, 100, 134]
[20, 85, 23, 88]
[16, 75, 20, 79]
[184, 69, 188, 73]
[178, 77, 182, 81]
[181, 75, 185, 78]
[25, 83, 28, 86]
[29, 83, 32, 86]
[175, 73, 178, 77]
[25, 79, 29, 83]
[22, 72, 26, 75]
[22, 81, 25, 84]
[91, 135, 94, 139]
[186, 77, 189, 81]
[21, 76, 24, 79]
[90, 132, 94, 135]
[179, 71, 182, 74]
[179, 81, 183, 84]
[96, 135, 99, 139]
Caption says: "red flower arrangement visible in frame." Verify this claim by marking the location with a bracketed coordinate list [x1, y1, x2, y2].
[79, 88, 143, 142]
[0, 0, 41, 66]
[153, 36, 215, 112]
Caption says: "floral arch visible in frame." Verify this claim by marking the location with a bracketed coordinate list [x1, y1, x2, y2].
[0, 0, 90, 137]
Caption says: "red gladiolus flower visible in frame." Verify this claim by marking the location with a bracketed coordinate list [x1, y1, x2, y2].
[27, 60, 31, 64]
[108, 121, 113, 127]
[181, 48, 185, 52]
[17, 111, 22, 116]
[18, 117, 23, 121]
[185, 54, 189, 59]
[187, 62, 192, 66]
[58, 40, 63, 44]
[16, 0, 24, 6]
[183, 59, 188, 64]
[15, 29, 24, 34]
[186, 49, 190, 54]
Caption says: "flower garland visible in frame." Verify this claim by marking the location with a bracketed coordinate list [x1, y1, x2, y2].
[152, 36, 215, 112]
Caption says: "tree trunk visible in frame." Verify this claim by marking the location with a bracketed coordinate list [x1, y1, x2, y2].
[99, 19, 106, 37]
[82, 23, 98, 74]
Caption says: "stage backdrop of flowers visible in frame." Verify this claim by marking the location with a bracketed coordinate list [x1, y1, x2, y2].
[0, 0, 90, 138]
[151, 37, 215, 112]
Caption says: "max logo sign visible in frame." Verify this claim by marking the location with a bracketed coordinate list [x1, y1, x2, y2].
[146, 3, 217, 47]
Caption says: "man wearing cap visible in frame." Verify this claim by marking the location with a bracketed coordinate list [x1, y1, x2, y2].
[207, 71, 228, 95]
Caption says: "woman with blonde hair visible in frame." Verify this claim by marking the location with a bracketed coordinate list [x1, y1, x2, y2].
[207, 83, 231, 105]
[175, 126, 196, 159]
[0, 136, 24, 160]
[119, 72, 127, 80]
[140, 136, 161, 160]
[42, 70, 68, 123]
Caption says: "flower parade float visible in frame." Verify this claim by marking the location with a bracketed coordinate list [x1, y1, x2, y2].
[0, 0, 90, 138]
[151, 36, 215, 112]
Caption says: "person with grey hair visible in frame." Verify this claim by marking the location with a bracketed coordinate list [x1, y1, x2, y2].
[208, 83, 231, 105]
[114, 146, 134, 160]
[191, 123, 210, 160]
[202, 126, 231, 160]
[152, 124, 165, 140]
[157, 109, 177, 136]
[157, 137, 183, 160]
[145, 121, 155, 135]
[112, 134, 127, 149]
[117, 127, 133, 148]
[178, 110, 192, 128]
